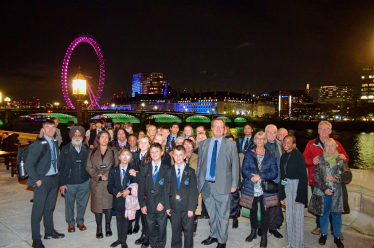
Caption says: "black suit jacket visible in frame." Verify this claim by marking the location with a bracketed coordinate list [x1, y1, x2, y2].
[107, 164, 137, 212]
[138, 161, 170, 214]
[235, 136, 254, 154]
[61, 127, 71, 147]
[25, 137, 60, 186]
[165, 165, 198, 213]
[162, 152, 171, 166]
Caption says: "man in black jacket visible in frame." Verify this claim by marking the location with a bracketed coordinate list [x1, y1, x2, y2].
[88, 120, 105, 147]
[165, 146, 198, 248]
[235, 123, 254, 154]
[59, 126, 90, 233]
[25, 120, 65, 248]
[61, 121, 75, 147]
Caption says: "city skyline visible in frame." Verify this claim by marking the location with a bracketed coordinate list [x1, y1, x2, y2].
[1, 1, 374, 105]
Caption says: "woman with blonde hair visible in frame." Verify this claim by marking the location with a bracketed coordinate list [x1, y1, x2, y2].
[146, 125, 157, 143]
[183, 125, 193, 138]
[194, 133, 207, 154]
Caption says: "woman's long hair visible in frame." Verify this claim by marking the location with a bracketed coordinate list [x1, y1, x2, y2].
[91, 130, 112, 158]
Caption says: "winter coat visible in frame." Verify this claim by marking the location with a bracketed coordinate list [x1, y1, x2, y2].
[241, 147, 278, 209]
[303, 137, 349, 185]
[86, 146, 119, 213]
[308, 156, 352, 216]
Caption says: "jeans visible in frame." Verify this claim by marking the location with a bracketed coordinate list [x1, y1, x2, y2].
[320, 195, 341, 238]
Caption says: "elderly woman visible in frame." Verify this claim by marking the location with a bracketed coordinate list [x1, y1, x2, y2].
[279, 135, 308, 248]
[113, 128, 130, 151]
[309, 138, 352, 248]
[241, 131, 278, 248]
[86, 130, 119, 239]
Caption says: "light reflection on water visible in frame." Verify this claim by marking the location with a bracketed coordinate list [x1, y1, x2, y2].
[203, 128, 374, 171]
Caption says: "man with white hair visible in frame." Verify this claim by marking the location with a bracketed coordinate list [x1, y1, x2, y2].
[59, 126, 91, 233]
[262, 124, 284, 239]
[303, 121, 348, 239]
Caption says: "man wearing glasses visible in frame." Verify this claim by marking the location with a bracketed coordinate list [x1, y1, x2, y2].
[303, 121, 348, 239]
[196, 118, 239, 248]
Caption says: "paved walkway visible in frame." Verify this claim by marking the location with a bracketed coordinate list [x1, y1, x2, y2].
[0, 161, 373, 248]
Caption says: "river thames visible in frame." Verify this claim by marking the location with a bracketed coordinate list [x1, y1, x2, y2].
[206, 127, 374, 171]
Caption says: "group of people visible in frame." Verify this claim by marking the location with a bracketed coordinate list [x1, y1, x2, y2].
[24, 117, 351, 248]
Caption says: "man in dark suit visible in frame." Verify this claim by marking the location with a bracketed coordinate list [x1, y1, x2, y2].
[236, 123, 254, 154]
[88, 120, 105, 148]
[25, 120, 65, 248]
[61, 121, 75, 147]
[108, 148, 137, 248]
[165, 145, 198, 248]
[196, 118, 239, 248]
[138, 143, 170, 248]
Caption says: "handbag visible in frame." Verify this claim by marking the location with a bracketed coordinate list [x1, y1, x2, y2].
[253, 153, 278, 194]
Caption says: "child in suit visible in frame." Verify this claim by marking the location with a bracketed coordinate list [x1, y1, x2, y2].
[165, 145, 198, 248]
[138, 143, 170, 248]
[108, 148, 137, 248]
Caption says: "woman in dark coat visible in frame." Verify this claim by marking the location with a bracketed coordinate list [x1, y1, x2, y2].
[86, 130, 119, 239]
[309, 138, 352, 248]
[279, 135, 308, 248]
[240, 131, 278, 248]
[113, 128, 130, 151]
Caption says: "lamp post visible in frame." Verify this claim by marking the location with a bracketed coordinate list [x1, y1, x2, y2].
[72, 69, 87, 126]
[4, 97, 11, 107]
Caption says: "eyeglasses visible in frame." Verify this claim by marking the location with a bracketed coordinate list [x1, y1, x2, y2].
[319, 128, 330, 131]
[256, 138, 265, 140]
[266, 131, 276, 134]
[213, 125, 224, 129]
[183, 144, 192, 147]
[120, 154, 131, 159]
[139, 141, 149, 145]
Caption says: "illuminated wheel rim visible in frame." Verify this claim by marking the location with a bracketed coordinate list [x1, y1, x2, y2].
[61, 34, 105, 109]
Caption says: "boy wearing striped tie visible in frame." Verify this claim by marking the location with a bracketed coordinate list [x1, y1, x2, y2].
[165, 146, 198, 248]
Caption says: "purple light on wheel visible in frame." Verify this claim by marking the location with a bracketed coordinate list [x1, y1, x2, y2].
[61, 34, 105, 109]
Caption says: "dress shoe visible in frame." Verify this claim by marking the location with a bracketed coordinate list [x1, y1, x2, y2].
[260, 234, 267, 248]
[32, 240, 45, 248]
[96, 225, 103, 239]
[245, 228, 257, 242]
[133, 226, 140, 234]
[217, 243, 226, 248]
[232, 218, 238, 229]
[106, 223, 113, 237]
[68, 225, 75, 232]
[110, 240, 121, 247]
[135, 234, 146, 245]
[269, 229, 283, 239]
[44, 231, 65, 239]
[312, 227, 321, 235]
[111, 240, 121, 247]
[128, 226, 133, 235]
[201, 236, 218, 245]
[258, 228, 262, 236]
[77, 224, 87, 231]
[141, 238, 150, 248]
[319, 234, 327, 245]
[334, 237, 344, 248]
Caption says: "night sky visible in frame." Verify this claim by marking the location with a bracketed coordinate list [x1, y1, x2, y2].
[1, 0, 374, 105]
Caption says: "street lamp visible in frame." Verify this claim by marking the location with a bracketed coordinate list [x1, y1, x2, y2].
[141, 102, 145, 111]
[4, 97, 11, 107]
[111, 103, 115, 109]
[54, 102, 60, 108]
[72, 68, 87, 125]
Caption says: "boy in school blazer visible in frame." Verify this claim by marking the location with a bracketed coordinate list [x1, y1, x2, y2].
[107, 148, 137, 248]
[138, 143, 170, 248]
[165, 145, 198, 248]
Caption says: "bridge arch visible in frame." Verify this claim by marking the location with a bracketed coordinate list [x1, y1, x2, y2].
[220, 116, 232, 123]
[186, 115, 211, 123]
[234, 117, 247, 123]
[151, 114, 181, 123]
[91, 113, 140, 123]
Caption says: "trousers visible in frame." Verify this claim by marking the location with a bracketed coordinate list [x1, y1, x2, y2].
[31, 175, 59, 241]
[170, 203, 195, 248]
[320, 195, 342, 238]
[65, 180, 90, 225]
[147, 211, 168, 247]
[116, 210, 130, 245]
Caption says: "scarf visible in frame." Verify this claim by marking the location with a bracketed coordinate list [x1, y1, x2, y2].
[323, 150, 339, 187]
[118, 139, 127, 148]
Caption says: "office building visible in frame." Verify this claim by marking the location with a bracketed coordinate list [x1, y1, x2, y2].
[318, 85, 354, 103]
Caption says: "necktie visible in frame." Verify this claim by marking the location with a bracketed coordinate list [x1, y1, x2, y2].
[177, 168, 181, 189]
[172, 137, 175, 142]
[244, 138, 249, 151]
[121, 168, 125, 185]
[141, 154, 144, 160]
[210, 140, 218, 178]
[153, 165, 158, 185]
[51, 141, 57, 172]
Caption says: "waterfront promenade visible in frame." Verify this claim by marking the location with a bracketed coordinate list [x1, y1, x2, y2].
[0, 161, 373, 248]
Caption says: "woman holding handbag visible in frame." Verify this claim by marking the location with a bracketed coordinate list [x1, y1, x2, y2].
[240, 131, 278, 248]
[86, 130, 119, 239]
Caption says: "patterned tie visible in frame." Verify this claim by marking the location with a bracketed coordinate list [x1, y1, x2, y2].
[153, 165, 158, 185]
[177, 168, 181, 189]
[121, 168, 125, 185]
[210, 140, 218, 178]
[244, 138, 249, 151]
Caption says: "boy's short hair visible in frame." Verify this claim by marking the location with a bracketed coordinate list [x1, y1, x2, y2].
[43, 119, 55, 127]
[173, 145, 186, 154]
[150, 142, 163, 152]
[170, 122, 179, 128]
